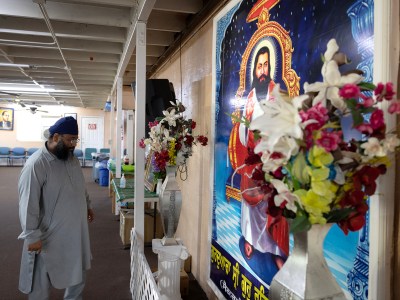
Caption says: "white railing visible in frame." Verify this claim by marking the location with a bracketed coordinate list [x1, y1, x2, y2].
[130, 229, 161, 300]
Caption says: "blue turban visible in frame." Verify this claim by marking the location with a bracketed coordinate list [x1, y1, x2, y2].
[49, 116, 78, 135]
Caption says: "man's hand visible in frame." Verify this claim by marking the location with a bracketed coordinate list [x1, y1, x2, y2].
[28, 240, 42, 253]
[88, 209, 94, 223]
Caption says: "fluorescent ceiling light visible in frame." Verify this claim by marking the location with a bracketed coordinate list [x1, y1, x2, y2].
[0, 63, 32, 68]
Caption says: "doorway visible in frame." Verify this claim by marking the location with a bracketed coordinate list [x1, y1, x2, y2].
[81, 116, 104, 152]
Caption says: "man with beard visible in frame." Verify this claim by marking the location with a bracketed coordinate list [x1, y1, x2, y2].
[0, 110, 12, 129]
[18, 116, 94, 299]
[227, 46, 288, 284]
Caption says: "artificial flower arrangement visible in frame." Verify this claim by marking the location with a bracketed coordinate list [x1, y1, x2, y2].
[244, 39, 400, 234]
[140, 100, 208, 179]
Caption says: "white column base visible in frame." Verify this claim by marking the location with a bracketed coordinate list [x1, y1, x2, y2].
[152, 239, 189, 300]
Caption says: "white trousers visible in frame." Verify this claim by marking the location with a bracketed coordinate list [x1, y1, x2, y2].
[28, 254, 86, 300]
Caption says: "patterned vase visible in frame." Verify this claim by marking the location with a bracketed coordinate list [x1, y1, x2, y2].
[158, 165, 182, 245]
[269, 224, 346, 300]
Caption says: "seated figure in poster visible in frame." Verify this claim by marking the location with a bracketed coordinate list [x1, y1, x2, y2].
[227, 45, 289, 284]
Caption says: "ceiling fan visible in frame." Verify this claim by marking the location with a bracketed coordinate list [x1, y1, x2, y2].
[0, 91, 27, 107]
[27, 105, 48, 114]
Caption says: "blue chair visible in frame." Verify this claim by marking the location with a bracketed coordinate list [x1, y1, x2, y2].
[83, 147, 97, 167]
[99, 148, 110, 154]
[26, 148, 39, 159]
[9, 147, 26, 166]
[73, 148, 84, 166]
[0, 147, 10, 166]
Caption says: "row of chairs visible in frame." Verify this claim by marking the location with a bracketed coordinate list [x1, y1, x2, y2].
[73, 147, 110, 167]
[0, 147, 110, 167]
[0, 147, 39, 166]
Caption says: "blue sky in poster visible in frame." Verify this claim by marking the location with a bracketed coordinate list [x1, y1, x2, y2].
[212, 0, 371, 298]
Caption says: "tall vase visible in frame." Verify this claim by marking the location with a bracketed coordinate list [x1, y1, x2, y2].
[269, 224, 346, 300]
[158, 165, 182, 245]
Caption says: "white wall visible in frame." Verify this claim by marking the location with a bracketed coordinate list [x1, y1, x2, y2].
[0, 103, 111, 151]
[152, 20, 215, 298]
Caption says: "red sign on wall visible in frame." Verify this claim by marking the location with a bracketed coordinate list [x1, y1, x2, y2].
[88, 123, 97, 130]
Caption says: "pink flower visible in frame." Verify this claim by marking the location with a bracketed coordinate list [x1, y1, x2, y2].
[375, 82, 395, 101]
[356, 124, 373, 134]
[148, 120, 159, 128]
[339, 84, 360, 99]
[360, 94, 375, 107]
[388, 101, 400, 114]
[139, 138, 145, 148]
[370, 109, 385, 130]
[316, 131, 342, 151]
[300, 103, 329, 127]
[363, 97, 374, 107]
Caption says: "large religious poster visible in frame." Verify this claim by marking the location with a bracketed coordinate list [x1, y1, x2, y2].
[210, 0, 374, 299]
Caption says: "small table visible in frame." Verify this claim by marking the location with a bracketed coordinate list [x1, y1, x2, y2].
[111, 178, 159, 239]
[108, 170, 135, 197]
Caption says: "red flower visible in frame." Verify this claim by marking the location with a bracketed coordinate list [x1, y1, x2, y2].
[244, 149, 262, 165]
[369, 109, 385, 130]
[139, 139, 145, 149]
[175, 142, 182, 151]
[271, 167, 285, 180]
[375, 82, 395, 101]
[191, 121, 197, 129]
[197, 135, 208, 146]
[185, 135, 194, 146]
[339, 190, 365, 207]
[339, 211, 366, 235]
[154, 150, 169, 170]
[353, 166, 381, 196]
[251, 164, 265, 181]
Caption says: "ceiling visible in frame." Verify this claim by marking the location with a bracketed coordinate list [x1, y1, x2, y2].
[0, 0, 220, 109]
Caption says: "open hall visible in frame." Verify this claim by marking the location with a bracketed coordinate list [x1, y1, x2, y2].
[0, 1, 400, 300]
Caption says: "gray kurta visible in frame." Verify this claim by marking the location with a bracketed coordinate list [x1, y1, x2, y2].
[18, 144, 92, 293]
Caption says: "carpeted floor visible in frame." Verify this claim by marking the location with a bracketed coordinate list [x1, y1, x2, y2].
[0, 166, 207, 300]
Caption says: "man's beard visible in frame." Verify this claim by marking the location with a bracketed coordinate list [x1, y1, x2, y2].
[252, 74, 271, 101]
[55, 140, 74, 160]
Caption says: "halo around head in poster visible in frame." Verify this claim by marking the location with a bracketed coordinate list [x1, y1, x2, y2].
[249, 38, 277, 85]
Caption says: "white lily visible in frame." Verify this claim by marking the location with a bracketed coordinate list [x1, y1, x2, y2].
[162, 109, 178, 126]
[383, 134, 400, 152]
[360, 137, 386, 157]
[250, 84, 307, 151]
[255, 136, 299, 172]
[270, 179, 299, 213]
[304, 39, 363, 110]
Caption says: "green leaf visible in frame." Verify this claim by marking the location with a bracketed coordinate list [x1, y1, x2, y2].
[290, 214, 312, 234]
[358, 82, 376, 91]
[345, 99, 358, 110]
[360, 107, 376, 114]
[321, 121, 341, 130]
[351, 111, 364, 127]
[225, 112, 250, 127]
[325, 208, 354, 223]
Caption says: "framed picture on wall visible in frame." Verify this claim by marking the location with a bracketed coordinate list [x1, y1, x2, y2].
[0, 107, 14, 131]
[64, 113, 77, 119]
[208, 1, 390, 300]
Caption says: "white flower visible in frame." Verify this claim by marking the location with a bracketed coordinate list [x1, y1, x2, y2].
[270, 179, 299, 213]
[250, 84, 306, 151]
[255, 136, 299, 172]
[383, 134, 400, 152]
[162, 109, 178, 126]
[260, 151, 286, 173]
[304, 39, 363, 110]
[360, 137, 386, 157]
